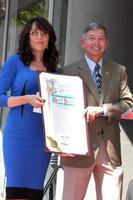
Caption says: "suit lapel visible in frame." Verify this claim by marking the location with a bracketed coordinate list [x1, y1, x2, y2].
[78, 58, 100, 104]
[100, 59, 112, 104]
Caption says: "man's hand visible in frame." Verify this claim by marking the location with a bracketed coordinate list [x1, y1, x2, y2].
[83, 106, 104, 123]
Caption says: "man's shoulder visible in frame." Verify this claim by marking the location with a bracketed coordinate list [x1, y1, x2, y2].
[65, 59, 83, 68]
[61, 58, 85, 74]
[104, 58, 126, 71]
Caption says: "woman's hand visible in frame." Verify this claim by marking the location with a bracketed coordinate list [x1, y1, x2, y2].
[59, 153, 75, 158]
[26, 94, 45, 108]
[7, 94, 45, 108]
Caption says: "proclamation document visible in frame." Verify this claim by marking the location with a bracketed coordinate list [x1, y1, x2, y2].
[39, 72, 89, 156]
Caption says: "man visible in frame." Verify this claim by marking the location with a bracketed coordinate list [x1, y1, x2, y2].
[60, 22, 133, 200]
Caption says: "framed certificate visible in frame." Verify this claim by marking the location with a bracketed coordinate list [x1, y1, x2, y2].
[39, 72, 90, 156]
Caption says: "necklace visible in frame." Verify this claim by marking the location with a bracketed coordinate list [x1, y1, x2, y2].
[30, 61, 47, 71]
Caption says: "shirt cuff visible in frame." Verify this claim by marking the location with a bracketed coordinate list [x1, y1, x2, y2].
[102, 104, 108, 116]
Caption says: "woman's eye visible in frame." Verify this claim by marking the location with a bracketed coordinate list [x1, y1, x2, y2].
[30, 30, 37, 35]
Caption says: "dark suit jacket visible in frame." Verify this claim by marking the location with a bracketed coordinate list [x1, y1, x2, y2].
[60, 57, 133, 168]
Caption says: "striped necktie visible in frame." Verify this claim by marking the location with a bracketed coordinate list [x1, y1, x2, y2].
[93, 64, 102, 94]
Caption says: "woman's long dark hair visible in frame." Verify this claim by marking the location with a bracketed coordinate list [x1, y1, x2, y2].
[17, 17, 59, 72]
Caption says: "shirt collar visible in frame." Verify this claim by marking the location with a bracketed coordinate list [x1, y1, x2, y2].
[85, 54, 103, 74]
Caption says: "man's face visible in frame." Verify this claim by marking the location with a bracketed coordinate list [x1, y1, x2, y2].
[81, 28, 108, 62]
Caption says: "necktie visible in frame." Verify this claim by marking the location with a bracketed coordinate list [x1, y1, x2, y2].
[93, 64, 102, 94]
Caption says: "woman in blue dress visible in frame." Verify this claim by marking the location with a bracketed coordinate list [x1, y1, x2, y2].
[0, 17, 59, 199]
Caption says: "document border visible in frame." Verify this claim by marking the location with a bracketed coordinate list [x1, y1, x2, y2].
[39, 72, 90, 156]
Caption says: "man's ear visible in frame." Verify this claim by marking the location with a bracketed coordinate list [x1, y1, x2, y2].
[80, 39, 85, 48]
[105, 39, 109, 49]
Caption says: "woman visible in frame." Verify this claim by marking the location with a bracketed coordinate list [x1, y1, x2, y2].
[0, 17, 59, 200]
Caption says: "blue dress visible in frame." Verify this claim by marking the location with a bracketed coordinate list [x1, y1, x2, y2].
[0, 54, 51, 190]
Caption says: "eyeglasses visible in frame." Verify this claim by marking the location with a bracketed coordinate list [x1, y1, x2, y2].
[30, 29, 49, 38]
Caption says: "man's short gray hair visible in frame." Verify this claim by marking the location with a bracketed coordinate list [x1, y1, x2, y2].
[82, 22, 107, 39]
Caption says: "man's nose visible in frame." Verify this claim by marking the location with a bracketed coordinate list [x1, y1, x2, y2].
[94, 39, 99, 45]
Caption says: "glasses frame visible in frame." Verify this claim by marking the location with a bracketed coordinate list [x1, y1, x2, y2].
[30, 29, 49, 38]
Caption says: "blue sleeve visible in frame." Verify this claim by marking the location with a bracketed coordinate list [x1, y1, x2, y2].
[0, 54, 18, 107]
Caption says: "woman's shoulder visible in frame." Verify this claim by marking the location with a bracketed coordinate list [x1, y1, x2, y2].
[3, 54, 24, 74]
[5, 54, 25, 69]
[5, 54, 20, 63]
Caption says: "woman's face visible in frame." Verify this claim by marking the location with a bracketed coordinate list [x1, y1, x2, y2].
[29, 22, 49, 54]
